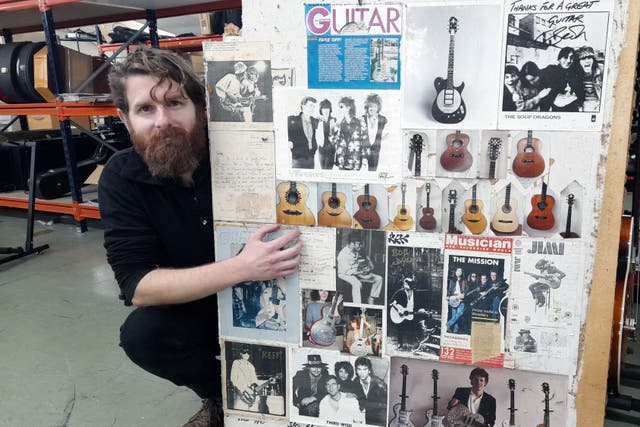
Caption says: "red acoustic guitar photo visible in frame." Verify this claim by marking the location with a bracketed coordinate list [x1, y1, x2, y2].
[440, 130, 473, 172]
[354, 184, 381, 229]
[526, 181, 556, 231]
[419, 183, 437, 231]
[512, 130, 545, 178]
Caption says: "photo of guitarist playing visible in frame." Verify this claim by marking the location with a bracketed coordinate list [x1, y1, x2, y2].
[215, 61, 264, 122]
[230, 345, 276, 413]
[527, 259, 566, 308]
[337, 233, 383, 304]
[447, 367, 496, 427]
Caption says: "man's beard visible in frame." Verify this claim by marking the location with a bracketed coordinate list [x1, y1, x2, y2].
[131, 123, 206, 181]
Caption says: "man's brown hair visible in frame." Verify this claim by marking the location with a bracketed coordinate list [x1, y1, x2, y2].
[108, 47, 205, 115]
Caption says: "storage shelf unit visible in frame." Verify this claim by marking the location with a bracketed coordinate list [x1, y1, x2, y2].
[0, 0, 240, 229]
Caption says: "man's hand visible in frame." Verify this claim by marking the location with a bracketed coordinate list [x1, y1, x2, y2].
[301, 396, 317, 406]
[236, 224, 302, 282]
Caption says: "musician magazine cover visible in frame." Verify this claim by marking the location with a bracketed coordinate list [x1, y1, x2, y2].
[402, 1, 504, 130]
[506, 238, 587, 375]
[215, 223, 301, 344]
[498, 0, 614, 131]
[272, 87, 402, 184]
[385, 231, 444, 360]
[387, 357, 568, 427]
[289, 347, 390, 427]
[203, 41, 273, 131]
[222, 340, 287, 418]
[440, 235, 513, 366]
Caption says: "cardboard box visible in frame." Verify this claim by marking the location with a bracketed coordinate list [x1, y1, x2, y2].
[199, 13, 214, 35]
[27, 114, 91, 131]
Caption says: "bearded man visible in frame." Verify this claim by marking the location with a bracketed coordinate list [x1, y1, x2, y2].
[99, 48, 302, 427]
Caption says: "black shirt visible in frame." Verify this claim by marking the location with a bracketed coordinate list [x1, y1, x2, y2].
[98, 148, 215, 306]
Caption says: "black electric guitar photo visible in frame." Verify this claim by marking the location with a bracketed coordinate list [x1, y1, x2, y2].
[424, 369, 445, 427]
[447, 189, 462, 234]
[410, 133, 424, 176]
[537, 382, 552, 427]
[559, 194, 579, 239]
[432, 17, 466, 124]
[488, 137, 502, 180]
[389, 364, 415, 427]
[501, 379, 521, 427]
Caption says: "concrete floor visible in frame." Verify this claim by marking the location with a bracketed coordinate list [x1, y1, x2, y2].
[0, 208, 201, 427]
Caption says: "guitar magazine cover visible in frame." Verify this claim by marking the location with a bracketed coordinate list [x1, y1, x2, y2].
[203, 41, 273, 131]
[402, 1, 504, 130]
[222, 340, 287, 419]
[387, 357, 568, 427]
[440, 235, 513, 367]
[215, 223, 301, 344]
[385, 231, 445, 360]
[498, 0, 614, 131]
[273, 87, 402, 184]
[305, 4, 402, 90]
[289, 347, 390, 427]
[506, 238, 587, 375]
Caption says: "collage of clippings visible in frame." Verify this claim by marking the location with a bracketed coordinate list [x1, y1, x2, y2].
[206, 0, 613, 426]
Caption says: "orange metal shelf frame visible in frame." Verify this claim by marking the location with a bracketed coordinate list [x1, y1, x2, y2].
[99, 34, 223, 54]
[0, 196, 101, 220]
[0, 102, 118, 120]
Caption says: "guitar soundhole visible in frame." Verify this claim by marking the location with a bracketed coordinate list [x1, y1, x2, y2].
[502, 205, 512, 214]
[363, 201, 371, 210]
[400, 208, 407, 215]
[470, 206, 478, 213]
[452, 139, 463, 149]
[524, 146, 535, 153]
[287, 190, 300, 205]
[537, 202, 547, 210]
[329, 197, 340, 209]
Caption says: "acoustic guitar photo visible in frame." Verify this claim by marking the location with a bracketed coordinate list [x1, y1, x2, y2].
[432, 16, 466, 124]
[419, 183, 437, 231]
[440, 130, 473, 172]
[512, 131, 545, 178]
[318, 183, 352, 228]
[276, 181, 316, 226]
[354, 184, 381, 229]
[490, 183, 520, 235]
[393, 182, 414, 231]
[446, 189, 462, 234]
[526, 181, 556, 231]
[487, 137, 502, 180]
[461, 184, 487, 235]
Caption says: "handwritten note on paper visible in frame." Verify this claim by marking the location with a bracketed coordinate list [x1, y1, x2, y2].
[211, 131, 276, 223]
[299, 227, 336, 290]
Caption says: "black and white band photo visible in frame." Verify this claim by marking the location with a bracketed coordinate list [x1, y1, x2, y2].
[204, 41, 273, 131]
[499, 0, 613, 130]
[290, 348, 389, 427]
[335, 229, 386, 305]
[273, 87, 402, 183]
[224, 341, 286, 417]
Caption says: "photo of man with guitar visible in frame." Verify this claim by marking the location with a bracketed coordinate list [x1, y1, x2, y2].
[336, 229, 385, 305]
[210, 60, 271, 124]
[225, 342, 285, 416]
[446, 367, 496, 427]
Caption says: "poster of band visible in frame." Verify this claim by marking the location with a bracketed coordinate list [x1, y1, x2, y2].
[223, 340, 287, 419]
[440, 235, 513, 366]
[289, 347, 390, 427]
[204, 41, 273, 131]
[506, 237, 586, 374]
[273, 87, 402, 183]
[215, 223, 301, 344]
[305, 4, 402, 90]
[403, 1, 504, 130]
[385, 231, 445, 359]
[498, 0, 613, 130]
[387, 357, 568, 427]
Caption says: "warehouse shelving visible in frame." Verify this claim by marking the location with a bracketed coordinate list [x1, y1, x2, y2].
[0, 0, 240, 230]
